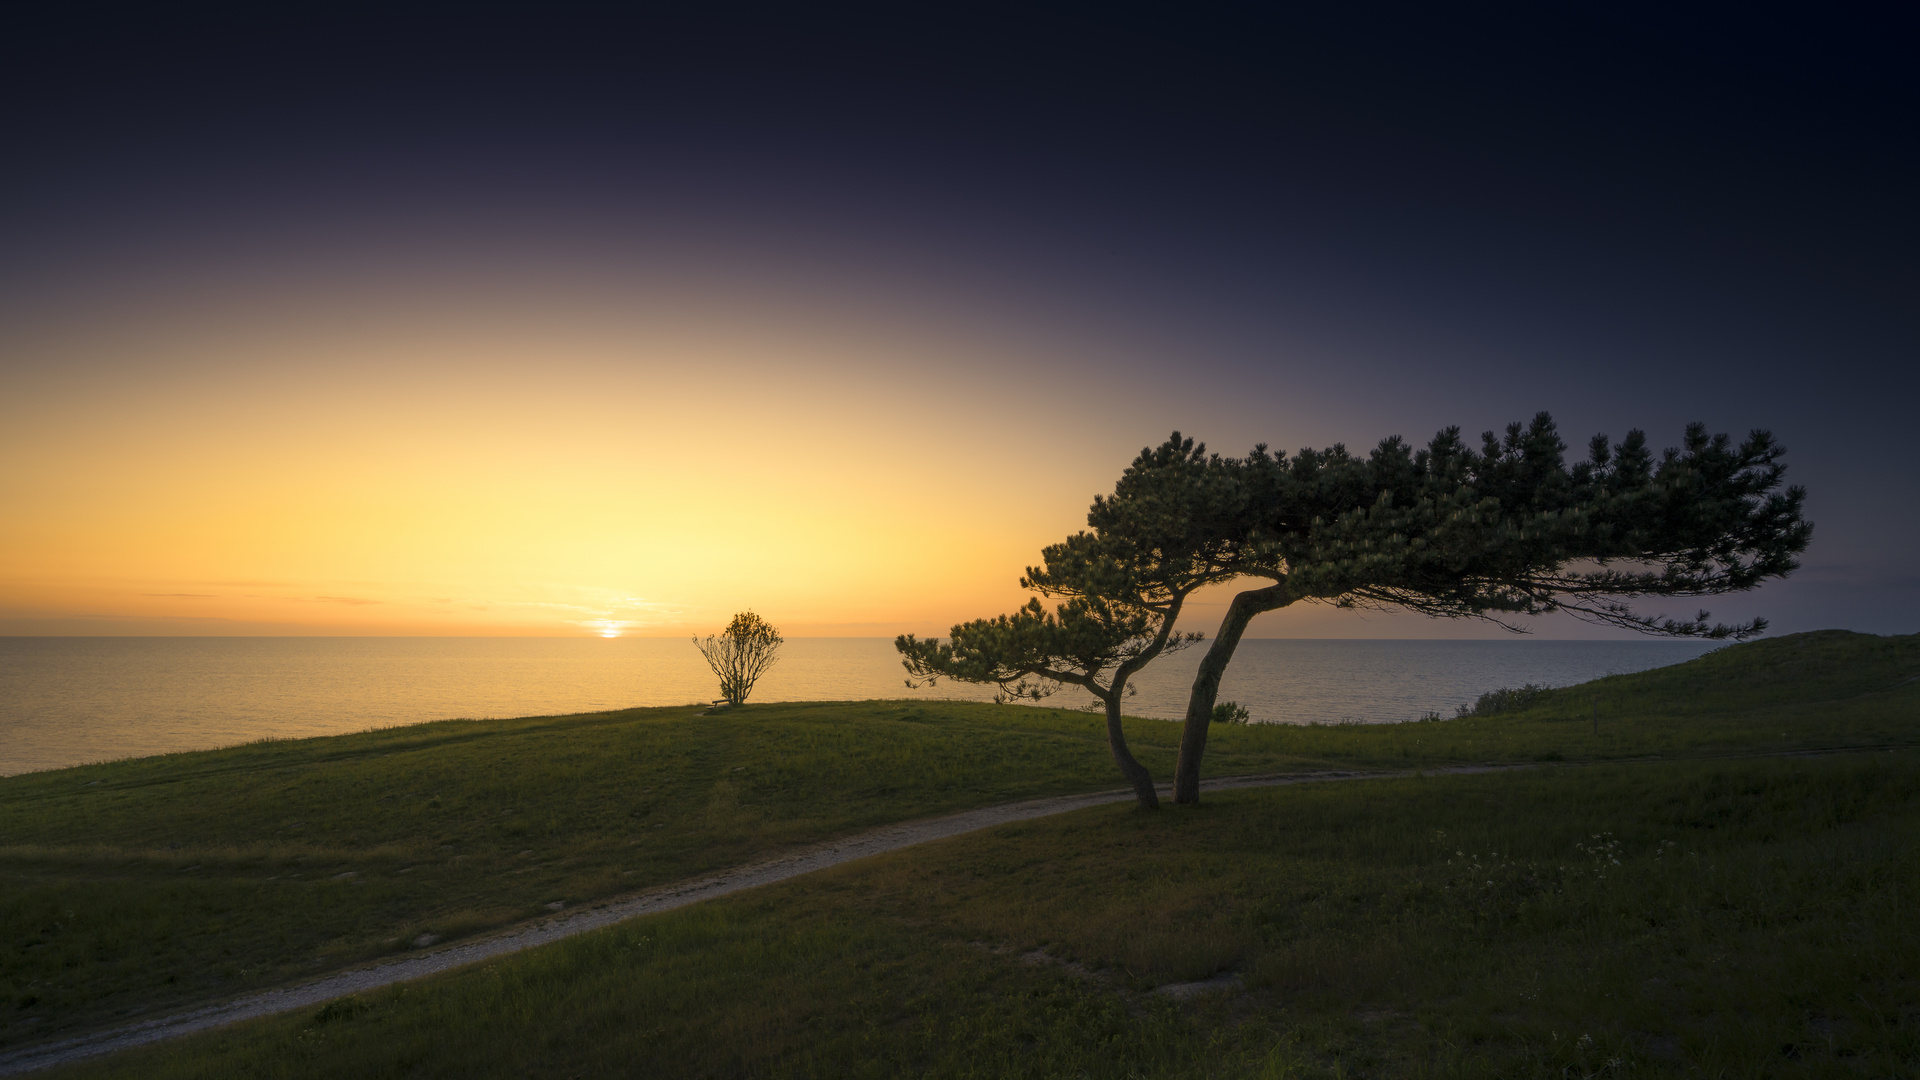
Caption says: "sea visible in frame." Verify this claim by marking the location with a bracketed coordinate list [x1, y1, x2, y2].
[0, 636, 1722, 776]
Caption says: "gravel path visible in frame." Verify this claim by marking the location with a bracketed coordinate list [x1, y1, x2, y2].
[0, 762, 1523, 1075]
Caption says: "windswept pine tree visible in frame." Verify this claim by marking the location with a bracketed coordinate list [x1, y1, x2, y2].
[897, 438, 1240, 808]
[901, 415, 1811, 808]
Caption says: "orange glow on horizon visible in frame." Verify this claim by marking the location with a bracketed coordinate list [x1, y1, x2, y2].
[0, 290, 1143, 637]
[0, 289, 1600, 641]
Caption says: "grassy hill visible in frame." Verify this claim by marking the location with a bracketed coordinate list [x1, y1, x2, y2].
[5, 629, 1917, 1075]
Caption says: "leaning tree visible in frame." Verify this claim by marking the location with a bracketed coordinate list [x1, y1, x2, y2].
[897, 436, 1250, 808]
[1158, 413, 1811, 803]
[901, 415, 1809, 809]
[898, 592, 1187, 808]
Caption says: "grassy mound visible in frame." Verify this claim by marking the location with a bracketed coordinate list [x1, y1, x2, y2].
[4, 629, 1915, 1063]
[1463, 629, 1920, 722]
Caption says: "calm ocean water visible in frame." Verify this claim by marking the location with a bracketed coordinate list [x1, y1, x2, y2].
[0, 636, 1720, 775]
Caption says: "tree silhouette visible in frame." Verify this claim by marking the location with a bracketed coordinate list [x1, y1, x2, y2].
[899, 592, 1190, 808]
[1163, 414, 1810, 802]
[694, 611, 783, 707]
[898, 436, 1268, 808]
[901, 415, 1810, 809]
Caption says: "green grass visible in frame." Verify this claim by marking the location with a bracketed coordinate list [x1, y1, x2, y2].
[51, 751, 1920, 1078]
[4, 629, 1917, 1066]
[1, 699, 1192, 1048]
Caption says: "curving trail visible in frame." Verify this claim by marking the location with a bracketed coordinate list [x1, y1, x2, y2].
[23, 750, 1892, 1076]
[5, 766, 1500, 1074]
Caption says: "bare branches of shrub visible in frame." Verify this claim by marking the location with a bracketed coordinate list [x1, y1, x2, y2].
[694, 611, 783, 708]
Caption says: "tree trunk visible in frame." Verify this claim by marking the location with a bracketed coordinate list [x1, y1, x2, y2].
[1173, 583, 1290, 804]
[1105, 695, 1160, 809]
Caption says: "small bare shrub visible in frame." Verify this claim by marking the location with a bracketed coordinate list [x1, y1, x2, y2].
[694, 611, 783, 707]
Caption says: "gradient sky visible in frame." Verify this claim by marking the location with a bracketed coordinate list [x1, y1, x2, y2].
[2, 6, 1914, 639]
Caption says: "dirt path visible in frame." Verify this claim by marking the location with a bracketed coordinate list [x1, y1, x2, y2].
[2, 749, 1895, 1075]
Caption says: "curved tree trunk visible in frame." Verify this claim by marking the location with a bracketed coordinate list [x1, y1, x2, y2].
[1104, 695, 1160, 809]
[1174, 582, 1290, 804]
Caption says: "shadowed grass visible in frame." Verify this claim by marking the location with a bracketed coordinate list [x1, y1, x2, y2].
[3, 629, 1916, 1057]
[50, 751, 1920, 1078]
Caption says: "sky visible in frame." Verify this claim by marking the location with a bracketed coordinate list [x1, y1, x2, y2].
[1, 5, 1914, 639]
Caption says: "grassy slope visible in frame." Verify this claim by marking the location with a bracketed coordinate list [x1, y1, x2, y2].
[2, 700, 1190, 1048]
[57, 752, 1920, 1079]
[5, 630, 1917, 1064]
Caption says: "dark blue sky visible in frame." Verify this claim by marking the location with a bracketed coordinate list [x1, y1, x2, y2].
[3, 4, 1915, 636]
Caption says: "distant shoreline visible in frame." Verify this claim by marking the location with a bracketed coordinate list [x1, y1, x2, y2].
[0, 637, 1725, 776]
